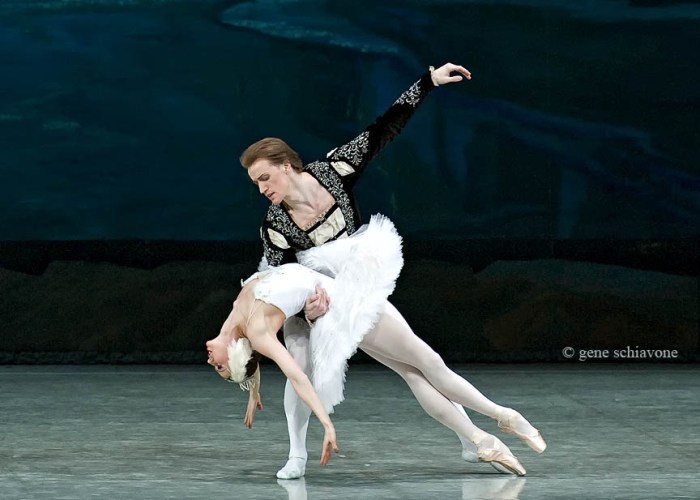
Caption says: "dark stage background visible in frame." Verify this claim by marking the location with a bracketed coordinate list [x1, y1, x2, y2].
[0, 0, 698, 363]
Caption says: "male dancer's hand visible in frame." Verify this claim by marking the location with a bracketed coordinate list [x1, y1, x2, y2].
[320, 426, 339, 465]
[430, 62, 471, 86]
[244, 391, 262, 428]
[304, 284, 330, 322]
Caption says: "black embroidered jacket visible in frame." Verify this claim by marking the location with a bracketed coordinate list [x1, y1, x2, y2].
[260, 71, 435, 267]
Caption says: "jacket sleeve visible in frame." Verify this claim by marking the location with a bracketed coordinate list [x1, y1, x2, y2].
[260, 222, 296, 268]
[325, 71, 435, 188]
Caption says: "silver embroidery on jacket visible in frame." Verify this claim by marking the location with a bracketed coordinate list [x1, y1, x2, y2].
[262, 163, 357, 265]
[393, 80, 422, 107]
[328, 131, 369, 166]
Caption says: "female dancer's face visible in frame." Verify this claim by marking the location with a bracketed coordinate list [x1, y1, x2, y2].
[248, 159, 290, 205]
[206, 336, 231, 379]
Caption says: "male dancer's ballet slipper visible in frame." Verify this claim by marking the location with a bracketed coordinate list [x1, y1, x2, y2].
[276, 457, 306, 480]
[476, 435, 526, 476]
[497, 408, 547, 454]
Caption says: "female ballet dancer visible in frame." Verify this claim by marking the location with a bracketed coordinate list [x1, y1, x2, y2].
[241, 62, 510, 480]
[207, 216, 546, 477]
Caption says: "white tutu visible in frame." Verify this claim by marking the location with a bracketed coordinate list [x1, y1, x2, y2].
[297, 214, 404, 411]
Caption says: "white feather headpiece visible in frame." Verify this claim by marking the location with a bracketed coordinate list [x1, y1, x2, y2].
[227, 338, 254, 391]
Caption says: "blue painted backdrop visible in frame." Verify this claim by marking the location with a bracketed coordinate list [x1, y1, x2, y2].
[1, 0, 698, 240]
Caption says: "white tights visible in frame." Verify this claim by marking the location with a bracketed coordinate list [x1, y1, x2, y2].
[360, 303, 507, 420]
[283, 317, 313, 462]
[281, 303, 507, 464]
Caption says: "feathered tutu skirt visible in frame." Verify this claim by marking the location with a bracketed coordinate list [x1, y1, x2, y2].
[296, 214, 404, 412]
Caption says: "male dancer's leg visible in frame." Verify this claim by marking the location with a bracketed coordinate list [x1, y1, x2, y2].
[278, 316, 312, 479]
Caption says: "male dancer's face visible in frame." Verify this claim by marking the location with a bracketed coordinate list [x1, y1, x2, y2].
[248, 159, 290, 205]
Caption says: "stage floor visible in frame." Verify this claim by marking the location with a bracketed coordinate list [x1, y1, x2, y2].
[1, 363, 698, 499]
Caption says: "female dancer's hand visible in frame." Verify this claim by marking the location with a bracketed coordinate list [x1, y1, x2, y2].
[320, 425, 339, 465]
[243, 391, 262, 428]
[304, 284, 330, 322]
[430, 62, 471, 86]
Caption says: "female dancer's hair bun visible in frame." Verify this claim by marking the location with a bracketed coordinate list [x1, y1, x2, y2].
[226, 338, 260, 391]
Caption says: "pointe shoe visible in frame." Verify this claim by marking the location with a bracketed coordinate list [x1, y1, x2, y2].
[497, 409, 547, 454]
[463, 443, 517, 474]
[476, 435, 526, 476]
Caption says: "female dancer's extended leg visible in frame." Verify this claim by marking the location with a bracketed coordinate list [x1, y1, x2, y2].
[359, 306, 546, 455]
[360, 345, 520, 474]
[373, 304, 517, 461]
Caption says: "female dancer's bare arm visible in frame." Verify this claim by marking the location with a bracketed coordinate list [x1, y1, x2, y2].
[247, 323, 339, 465]
[243, 367, 262, 428]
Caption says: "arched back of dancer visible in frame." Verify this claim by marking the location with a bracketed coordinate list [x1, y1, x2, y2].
[206, 265, 339, 465]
